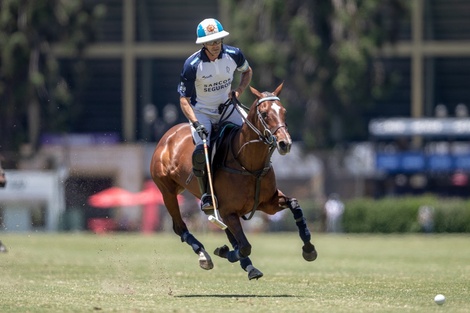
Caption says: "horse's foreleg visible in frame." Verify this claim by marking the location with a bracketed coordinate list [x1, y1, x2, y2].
[223, 214, 251, 260]
[213, 214, 263, 280]
[214, 228, 263, 280]
[285, 197, 318, 262]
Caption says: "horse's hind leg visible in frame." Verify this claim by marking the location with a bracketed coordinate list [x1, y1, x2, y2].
[280, 195, 318, 262]
[160, 189, 214, 270]
[214, 222, 263, 280]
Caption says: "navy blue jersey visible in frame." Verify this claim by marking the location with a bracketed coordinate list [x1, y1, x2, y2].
[178, 45, 249, 109]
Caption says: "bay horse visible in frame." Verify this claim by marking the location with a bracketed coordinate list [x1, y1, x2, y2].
[150, 83, 317, 280]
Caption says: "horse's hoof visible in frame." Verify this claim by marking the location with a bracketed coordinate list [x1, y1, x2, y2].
[198, 249, 214, 270]
[248, 267, 263, 280]
[214, 245, 229, 259]
[302, 244, 318, 262]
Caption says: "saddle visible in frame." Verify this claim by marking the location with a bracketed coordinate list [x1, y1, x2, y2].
[208, 122, 240, 172]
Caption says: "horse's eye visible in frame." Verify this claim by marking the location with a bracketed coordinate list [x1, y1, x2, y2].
[261, 112, 268, 119]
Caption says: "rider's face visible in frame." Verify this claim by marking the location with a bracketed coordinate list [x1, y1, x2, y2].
[203, 40, 222, 58]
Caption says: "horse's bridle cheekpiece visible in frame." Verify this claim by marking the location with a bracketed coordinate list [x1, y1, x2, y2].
[256, 95, 287, 145]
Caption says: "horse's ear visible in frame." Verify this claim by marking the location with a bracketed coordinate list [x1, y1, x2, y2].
[273, 82, 284, 97]
[249, 86, 263, 99]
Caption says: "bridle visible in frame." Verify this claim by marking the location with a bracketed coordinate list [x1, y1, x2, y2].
[228, 92, 288, 157]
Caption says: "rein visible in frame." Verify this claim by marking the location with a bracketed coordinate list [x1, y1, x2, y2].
[219, 93, 285, 220]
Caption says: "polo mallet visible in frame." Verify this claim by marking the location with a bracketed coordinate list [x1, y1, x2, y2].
[202, 136, 227, 230]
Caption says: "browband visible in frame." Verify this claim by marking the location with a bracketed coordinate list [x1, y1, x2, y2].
[257, 96, 280, 105]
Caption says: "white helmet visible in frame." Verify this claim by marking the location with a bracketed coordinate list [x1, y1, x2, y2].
[195, 18, 229, 44]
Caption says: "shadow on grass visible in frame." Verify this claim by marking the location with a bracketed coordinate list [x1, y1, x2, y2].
[175, 294, 298, 298]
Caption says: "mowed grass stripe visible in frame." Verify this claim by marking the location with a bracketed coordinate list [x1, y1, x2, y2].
[0, 233, 468, 312]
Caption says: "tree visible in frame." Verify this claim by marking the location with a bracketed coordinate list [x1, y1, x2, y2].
[0, 0, 105, 154]
[225, 0, 407, 149]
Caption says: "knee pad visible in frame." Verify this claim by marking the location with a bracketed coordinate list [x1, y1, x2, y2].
[192, 145, 206, 174]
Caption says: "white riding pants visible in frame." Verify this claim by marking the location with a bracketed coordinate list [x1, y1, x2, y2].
[190, 104, 247, 146]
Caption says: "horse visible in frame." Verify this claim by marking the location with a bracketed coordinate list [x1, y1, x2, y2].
[150, 83, 317, 280]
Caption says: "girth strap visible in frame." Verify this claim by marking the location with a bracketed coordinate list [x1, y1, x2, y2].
[218, 129, 276, 220]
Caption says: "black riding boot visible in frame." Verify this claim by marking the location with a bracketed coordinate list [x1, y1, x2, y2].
[192, 144, 214, 215]
[195, 174, 214, 215]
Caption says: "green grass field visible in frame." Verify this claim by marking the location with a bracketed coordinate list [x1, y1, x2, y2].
[0, 232, 468, 313]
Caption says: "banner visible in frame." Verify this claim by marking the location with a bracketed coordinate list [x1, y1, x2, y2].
[370, 118, 470, 137]
[376, 153, 470, 173]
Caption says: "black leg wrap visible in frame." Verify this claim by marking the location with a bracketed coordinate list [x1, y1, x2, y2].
[288, 198, 301, 210]
[240, 257, 253, 271]
[181, 231, 204, 254]
[288, 199, 317, 262]
[227, 249, 242, 263]
[214, 245, 229, 258]
[289, 201, 311, 244]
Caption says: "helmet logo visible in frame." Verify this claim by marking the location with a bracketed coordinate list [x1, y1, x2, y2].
[206, 24, 216, 33]
[196, 18, 228, 44]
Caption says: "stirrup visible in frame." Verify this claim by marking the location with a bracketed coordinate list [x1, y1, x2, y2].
[200, 193, 215, 215]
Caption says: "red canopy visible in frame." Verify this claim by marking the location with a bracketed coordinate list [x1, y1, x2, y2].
[87, 182, 168, 208]
[133, 180, 164, 205]
[88, 187, 138, 208]
[87, 181, 185, 233]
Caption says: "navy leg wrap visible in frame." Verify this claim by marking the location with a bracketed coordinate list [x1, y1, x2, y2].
[227, 249, 241, 263]
[240, 257, 252, 270]
[289, 199, 311, 244]
[224, 229, 251, 267]
[181, 231, 204, 254]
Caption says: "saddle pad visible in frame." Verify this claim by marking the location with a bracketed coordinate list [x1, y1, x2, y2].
[210, 122, 240, 165]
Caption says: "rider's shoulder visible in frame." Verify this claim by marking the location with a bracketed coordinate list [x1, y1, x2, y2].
[184, 50, 204, 67]
[223, 45, 243, 56]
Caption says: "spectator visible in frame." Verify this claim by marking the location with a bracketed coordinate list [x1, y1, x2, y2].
[0, 241, 7, 253]
[418, 205, 434, 233]
[324, 193, 345, 233]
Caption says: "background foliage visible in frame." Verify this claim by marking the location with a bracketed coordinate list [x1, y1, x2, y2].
[343, 196, 470, 233]
[226, 0, 407, 148]
[0, 0, 105, 152]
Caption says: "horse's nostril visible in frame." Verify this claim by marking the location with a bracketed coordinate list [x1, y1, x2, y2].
[278, 141, 291, 153]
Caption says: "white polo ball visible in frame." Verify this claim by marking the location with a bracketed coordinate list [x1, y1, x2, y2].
[434, 294, 446, 305]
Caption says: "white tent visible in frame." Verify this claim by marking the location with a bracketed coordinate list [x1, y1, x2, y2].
[0, 170, 65, 232]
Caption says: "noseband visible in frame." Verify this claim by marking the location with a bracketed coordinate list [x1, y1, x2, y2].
[232, 94, 287, 149]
